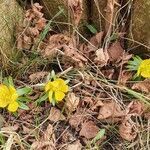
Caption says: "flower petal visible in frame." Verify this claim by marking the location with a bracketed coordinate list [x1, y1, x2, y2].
[0, 85, 10, 107]
[55, 91, 65, 101]
[7, 101, 19, 112]
[53, 78, 69, 92]
[48, 90, 53, 102]
[60, 84, 69, 93]
[9, 86, 18, 101]
[141, 69, 150, 78]
[0, 99, 8, 108]
[45, 82, 53, 92]
[137, 59, 150, 78]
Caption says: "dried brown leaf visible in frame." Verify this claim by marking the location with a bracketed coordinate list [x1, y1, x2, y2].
[31, 124, 55, 150]
[17, 3, 46, 50]
[108, 42, 124, 62]
[101, 69, 115, 79]
[69, 109, 89, 130]
[118, 70, 133, 85]
[65, 93, 80, 113]
[61, 130, 76, 143]
[132, 79, 150, 93]
[88, 32, 104, 51]
[63, 45, 87, 63]
[29, 71, 48, 83]
[119, 117, 137, 141]
[48, 107, 65, 122]
[67, 140, 82, 150]
[40, 34, 69, 57]
[36, 18, 46, 30]
[43, 124, 55, 141]
[28, 27, 39, 36]
[94, 48, 109, 67]
[91, 100, 104, 111]
[79, 121, 99, 139]
[117, 53, 133, 66]
[1, 125, 19, 132]
[68, 0, 83, 26]
[98, 101, 125, 121]
[127, 101, 145, 116]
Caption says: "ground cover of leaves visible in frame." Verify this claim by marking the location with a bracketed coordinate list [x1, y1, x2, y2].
[0, 2, 150, 150]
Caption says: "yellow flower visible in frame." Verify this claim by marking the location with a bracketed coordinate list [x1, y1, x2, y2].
[45, 78, 69, 103]
[0, 85, 19, 112]
[137, 59, 150, 78]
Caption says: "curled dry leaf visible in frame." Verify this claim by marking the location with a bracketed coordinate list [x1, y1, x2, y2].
[81, 96, 94, 107]
[68, 0, 83, 26]
[48, 107, 65, 122]
[127, 101, 145, 116]
[117, 53, 133, 67]
[118, 70, 133, 86]
[119, 117, 137, 141]
[94, 48, 109, 67]
[61, 130, 76, 143]
[79, 32, 104, 60]
[101, 69, 115, 79]
[65, 92, 80, 113]
[91, 100, 104, 111]
[88, 32, 104, 51]
[63, 37, 87, 65]
[79, 121, 99, 139]
[98, 101, 125, 122]
[29, 71, 48, 83]
[31, 124, 55, 150]
[36, 18, 47, 30]
[69, 109, 89, 130]
[132, 79, 150, 93]
[17, 3, 46, 50]
[1, 125, 19, 132]
[39, 33, 69, 57]
[41, 34, 87, 66]
[67, 140, 82, 150]
[108, 41, 124, 62]
[22, 125, 32, 134]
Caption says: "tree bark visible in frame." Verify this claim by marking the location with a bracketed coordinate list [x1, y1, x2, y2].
[0, 0, 23, 69]
[129, 0, 150, 54]
[40, 0, 89, 33]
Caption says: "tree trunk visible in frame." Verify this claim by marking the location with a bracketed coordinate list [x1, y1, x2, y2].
[129, 0, 150, 54]
[40, 0, 89, 33]
[0, 0, 23, 69]
[90, 0, 107, 32]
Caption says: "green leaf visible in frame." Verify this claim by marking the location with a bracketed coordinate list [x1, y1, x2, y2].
[3, 78, 9, 86]
[86, 24, 97, 34]
[46, 73, 51, 81]
[91, 129, 105, 144]
[65, 79, 70, 84]
[17, 87, 32, 96]
[3, 76, 14, 87]
[17, 97, 31, 102]
[8, 76, 14, 86]
[36, 93, 48, 104]
[51, 98, 56, 106]
[124, 87, 150, 106]
[18, 102, 29, 110]
[51, 70, 56, 80]
[127, 56, 143, 72]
